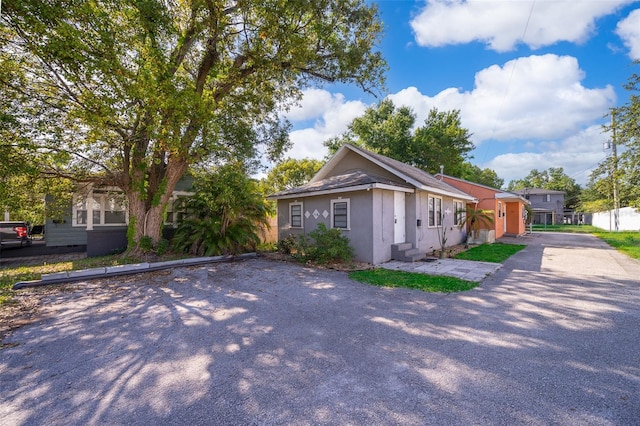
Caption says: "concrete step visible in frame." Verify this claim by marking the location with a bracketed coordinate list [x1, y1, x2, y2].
[391, 242, 413, 252]
[401, 248, 424, 262]
[391, 244, 424, 262]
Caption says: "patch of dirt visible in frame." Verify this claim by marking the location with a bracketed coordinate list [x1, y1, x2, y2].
[259, 252, 373, 272]
[433, 244, 467, 259]
[0, 284, 75, 346]
[0, 251, 172, 346]
[0, 252, 87, 268]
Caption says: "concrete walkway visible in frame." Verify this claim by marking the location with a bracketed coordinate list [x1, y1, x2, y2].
[381, 258, 502, 282]
[381, 235, 540, 282]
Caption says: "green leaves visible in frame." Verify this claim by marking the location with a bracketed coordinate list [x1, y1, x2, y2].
[582, 62, 640, 211]
[292, 223, 354, 264]
[325, 99, 476, 177]
[261, 158, 324, 195]
[172, 164, 271, 256]
[3, 0, 386, 244]
[507, 167, 581, 210]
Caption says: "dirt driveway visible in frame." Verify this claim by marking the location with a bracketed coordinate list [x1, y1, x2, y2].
[1, 233, 639, 425]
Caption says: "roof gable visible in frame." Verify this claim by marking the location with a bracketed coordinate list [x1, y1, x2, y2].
[267, 169, 413, 200]
[311, 144, 475, 201]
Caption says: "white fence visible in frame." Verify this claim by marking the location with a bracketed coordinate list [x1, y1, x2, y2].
[592, 207, 640, 231]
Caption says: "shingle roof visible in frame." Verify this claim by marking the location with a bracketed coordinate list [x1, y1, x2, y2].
[341, 144, 474, 200]
[513, 188, 566, 195]
[268, 144, 477, 201]
[439, 174, 529, 203]
[268, 169, 412, 199]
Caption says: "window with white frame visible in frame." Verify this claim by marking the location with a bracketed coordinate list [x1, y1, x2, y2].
[428, 195, 442, 227]
[72, 192, 127, 226]
[72, 195, 101, 226]
[164, 197, 187, 225]
[545, 194, 551, 202]
[453, 200, 465, 226]
[331, 198, 350, 230]
[289, 202, 303, 228]
[103, 193, 127, 224]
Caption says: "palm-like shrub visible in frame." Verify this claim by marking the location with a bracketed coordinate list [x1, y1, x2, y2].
[172, 165, 271, 256]
[457, 206, 494, 248]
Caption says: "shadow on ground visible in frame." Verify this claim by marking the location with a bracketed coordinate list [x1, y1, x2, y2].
[1, 233, 639, 424]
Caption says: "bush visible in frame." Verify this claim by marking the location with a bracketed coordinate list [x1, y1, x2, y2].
[277, 234, 297, 255]
[295, 223, 354, 264]
[171, 164, 270, 256]
[139, 236, 154, 253]
[156, 238, 170, 256]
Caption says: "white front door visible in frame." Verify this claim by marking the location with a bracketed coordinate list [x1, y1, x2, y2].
[394, 192, 405, 243]
[504, 208, 507, 233]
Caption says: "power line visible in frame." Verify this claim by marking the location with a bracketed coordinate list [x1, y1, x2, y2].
[480, 0, 536, 165]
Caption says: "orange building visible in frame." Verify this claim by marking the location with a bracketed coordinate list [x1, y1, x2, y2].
[439, 175, 530, 239]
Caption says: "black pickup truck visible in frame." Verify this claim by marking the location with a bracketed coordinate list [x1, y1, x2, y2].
[0, 221, 32, 251]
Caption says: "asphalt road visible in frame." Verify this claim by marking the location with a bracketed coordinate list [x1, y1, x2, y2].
[1, 232, 639, 425]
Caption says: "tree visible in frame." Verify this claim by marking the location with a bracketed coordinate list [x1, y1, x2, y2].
[260, 158, 324, 195]
[603, 62, 640, 208]
[507, 167, 581, 209]
[412, 108, 474, 176]
[2, 0, 386, 253]
[325, 100, 476, 176]
[172, 164, 270, 256]
[326, 99, 414, 160]
[579, 165, 614, 213]
[580, 153, 637, 212]
[459, 162, 504, 189]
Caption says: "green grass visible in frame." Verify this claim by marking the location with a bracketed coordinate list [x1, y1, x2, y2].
[531, 224, 599, 233]
[593, 231, 640, 260]
[349, 269, 478, 292]
[0, 252, 185, 305]
[453, 242, 525, 263]
[530, 224, 639, 260]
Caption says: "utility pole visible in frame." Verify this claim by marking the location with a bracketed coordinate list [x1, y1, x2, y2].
[610, 110, 620, 232]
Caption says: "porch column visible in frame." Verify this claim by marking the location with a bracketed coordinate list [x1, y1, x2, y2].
[86, 192, 94, 231]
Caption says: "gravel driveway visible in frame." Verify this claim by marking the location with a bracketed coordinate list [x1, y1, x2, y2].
[1, 233, 639, 425]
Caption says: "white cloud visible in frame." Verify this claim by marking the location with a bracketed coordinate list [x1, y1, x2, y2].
[281, 57, 614, 185]
[410, 0, 633, 52]
[616, 8, 640, 59]
[389, 54, 615, 143]
[284, 89, 337, 121]
[481, 125, 610, 186]
[284, 89, 367, 160]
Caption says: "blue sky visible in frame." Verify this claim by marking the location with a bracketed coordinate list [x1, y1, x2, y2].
[280, 0, 640, 187]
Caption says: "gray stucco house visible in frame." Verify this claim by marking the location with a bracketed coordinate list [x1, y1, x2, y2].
[268, 144, 476, 265]
[513, 188, 566, 225]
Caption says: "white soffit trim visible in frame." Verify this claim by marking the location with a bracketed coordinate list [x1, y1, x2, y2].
[496, 193, 530, 204]
[420, 186, 476, 202]
[268, 183, 414, 200]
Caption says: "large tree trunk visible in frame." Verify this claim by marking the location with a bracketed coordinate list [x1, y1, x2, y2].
[126, 157, 188, 254]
